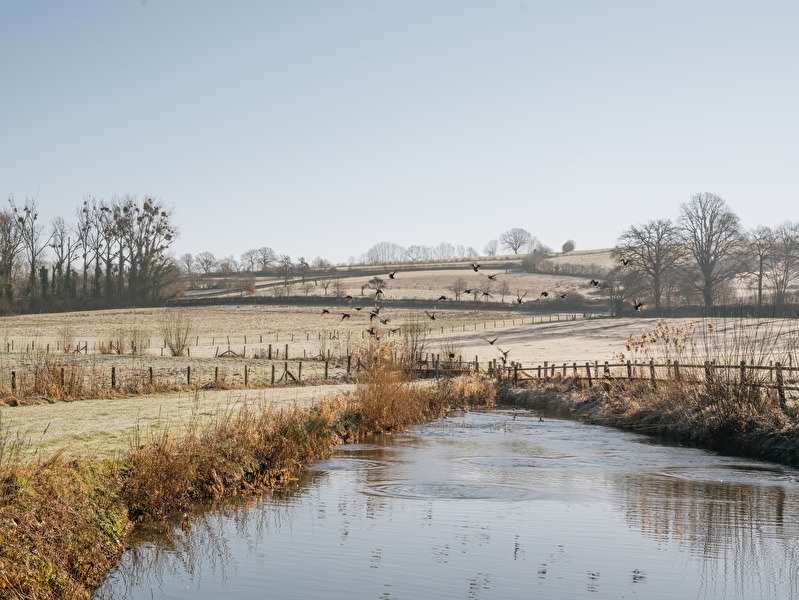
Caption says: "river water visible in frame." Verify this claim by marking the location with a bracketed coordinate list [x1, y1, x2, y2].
[96, 409, 799, 599]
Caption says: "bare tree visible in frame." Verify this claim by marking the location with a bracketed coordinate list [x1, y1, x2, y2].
[483, 239, 499, 256]
[405, 244, 428, 262]
[0, 208, 22, 303]
[195, 251, 218, 274]
[49, 216, 78, 299]
[768, 221, 799, 306]
[448, 276, 467, 301]
[311, 256, 332, 269]
[499, 228, 532, 254]
[497, 280, 511, 303]
[614, 219, 683, 312]
[364, 241, 405, 264]
[9, 195, 52, 300]
[73, 196, 95, 300]
[240, 248, 260, 272]
[747, 226, 774, 308]
[678, 192, 744, 307]
[179, 253, 196, 288]
[602, 266, 647, 316]
[257, 246, 277, 271]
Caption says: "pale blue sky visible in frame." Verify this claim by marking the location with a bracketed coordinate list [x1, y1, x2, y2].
[2, 1, 797, 264]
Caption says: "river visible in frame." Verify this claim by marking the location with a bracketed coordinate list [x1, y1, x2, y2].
[96, 409, 799, 599]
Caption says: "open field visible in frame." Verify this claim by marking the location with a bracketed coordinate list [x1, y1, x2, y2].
[0, 384, 353, 461]
[2, 300, 799, 463]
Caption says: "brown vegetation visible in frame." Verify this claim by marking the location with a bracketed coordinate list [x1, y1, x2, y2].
[0, 352, 494, 599]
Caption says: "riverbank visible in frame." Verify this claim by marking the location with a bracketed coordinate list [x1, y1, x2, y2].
[499, 380, 799, 466]
[0, 368, 495, 599]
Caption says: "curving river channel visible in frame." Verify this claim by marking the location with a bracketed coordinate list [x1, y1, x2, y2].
[96, 409, 799, 599]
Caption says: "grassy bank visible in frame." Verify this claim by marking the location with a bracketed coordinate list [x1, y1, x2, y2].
[0, 353, 495, 599]
[499, 379, 799, 466]
[498, 317, 799, 465]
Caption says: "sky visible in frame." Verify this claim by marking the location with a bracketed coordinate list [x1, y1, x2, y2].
[2, 1, 798, 265]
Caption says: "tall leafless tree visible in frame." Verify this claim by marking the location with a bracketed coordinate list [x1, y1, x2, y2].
[678, 192, 744, 307]
[768, 221, 799, 306]
[9, 195, 52, 300]
[195, 251, 218, 274]
[614, 219, 683, 312]
[747, 226, 774, 308]
[0, 208, 22, 304]
[499, 228, 533, 254]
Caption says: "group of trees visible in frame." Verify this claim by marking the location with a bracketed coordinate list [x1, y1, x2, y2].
[609, 192, 799, 313]
[1, 194, 178, 312]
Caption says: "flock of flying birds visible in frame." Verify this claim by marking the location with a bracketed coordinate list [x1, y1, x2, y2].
[319, 256, 642, 365]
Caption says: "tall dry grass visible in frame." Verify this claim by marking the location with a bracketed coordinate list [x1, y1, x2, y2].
[0, 344, 498, 598]
[504, 317, 799, 465]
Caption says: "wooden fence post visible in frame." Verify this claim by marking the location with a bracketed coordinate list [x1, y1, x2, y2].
[215, 366, 219, 384]
[674, 360, 681, 381]
[244, 364, 249, 386]
[585, 362, 593, 388]
[740, 360, 747, 387]
[776, 362, 786, 411]
[187, 366, 191, 386]
[149, 366, 154, 386]
[649, 359, 657, 389]
[544, 361, 548, 381]
[603, 361, 611, 392]
[271, 364, 275, 385]
[513, 364, 518, 384]
[298, 362, 302, 382]
[347, 354, 352, 375]
[324, 360, 329, 380]
[11, 371, 16, 392]
[111, 366, 116, 389]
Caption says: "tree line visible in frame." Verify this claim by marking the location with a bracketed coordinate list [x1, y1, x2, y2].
[606, 192, 798, 314]
[1, 194, 178, 313]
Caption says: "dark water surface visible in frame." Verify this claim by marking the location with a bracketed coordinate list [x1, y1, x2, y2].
[96, 410, 799, 599]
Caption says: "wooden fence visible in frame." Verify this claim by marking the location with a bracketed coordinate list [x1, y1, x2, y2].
[0, 312, 602, 361]
[498, 358, 799, 409]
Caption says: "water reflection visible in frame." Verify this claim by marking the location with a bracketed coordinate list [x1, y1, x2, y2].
[97, 411, 799, 600]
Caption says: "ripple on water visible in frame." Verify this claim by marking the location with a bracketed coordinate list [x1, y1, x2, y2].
[365, 480, 542, 501]
[457, 454, 578, 470]
[654, 463, 797, 486]
[312, 457, 384, 472]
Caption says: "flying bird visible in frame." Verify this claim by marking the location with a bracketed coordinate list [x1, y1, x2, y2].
[424, 310, 437, 320]
[620, 258, 630, 266]
[559, 293, 568, 299]
[487, 273, 499, 281]
[485, 337, 499, 345]
[321, 308, 330, 315]
[481, 291, 492, 299]
[633, 300, 644, 311]
[388, 270, 397, 279]
[589, 279, 600, 287]
[341, 313, 351, 321]
[471, 262, 481, 272]
[437, 295, 448, 302]
[539, 291, 549, 298]
[380, 318, 390, 325]
[515, 291, 527, 304]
